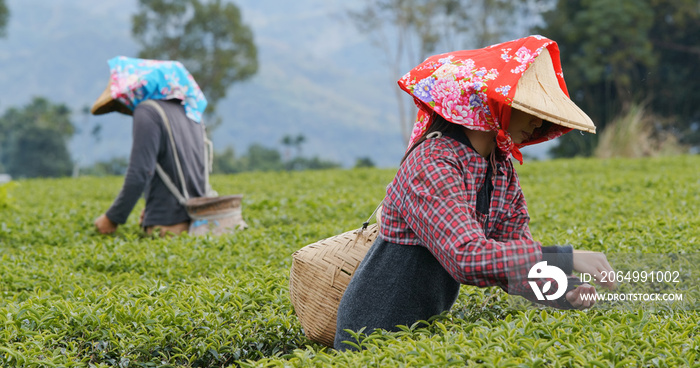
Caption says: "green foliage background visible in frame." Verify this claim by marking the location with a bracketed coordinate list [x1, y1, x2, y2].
[0, 156, 698, 366]
[539, 0, 700, 157]
[132, 0, 258, 116]
[0, 0, 8, 38]
[0, 97, 75, 178]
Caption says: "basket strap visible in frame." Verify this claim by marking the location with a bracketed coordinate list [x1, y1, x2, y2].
[361, 200, 383, 230]
[143, 100, 190, 205]
[155, 164, 188, 205]
[203, 130, 218, 197]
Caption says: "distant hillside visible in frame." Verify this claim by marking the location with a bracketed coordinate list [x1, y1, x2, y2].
[0, 0, 409, 169]
[0, 0, 552, 170]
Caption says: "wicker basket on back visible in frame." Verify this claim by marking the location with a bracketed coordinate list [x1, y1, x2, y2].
[289, 223, 380, 347]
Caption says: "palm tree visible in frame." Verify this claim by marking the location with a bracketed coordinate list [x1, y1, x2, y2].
[293, 134, 305, 157]
[281, 135, 293, 161]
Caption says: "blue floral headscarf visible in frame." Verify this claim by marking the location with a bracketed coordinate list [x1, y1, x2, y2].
[107, 56, 208, 123]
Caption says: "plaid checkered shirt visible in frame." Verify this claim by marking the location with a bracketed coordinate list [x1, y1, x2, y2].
[381, 133, 576, 308]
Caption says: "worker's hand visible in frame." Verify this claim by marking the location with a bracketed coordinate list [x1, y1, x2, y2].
[573, 250, 616, 290]
[139, 209, 145, 226]
[565, 283, 597, 309]
[94, 214, 118, 234]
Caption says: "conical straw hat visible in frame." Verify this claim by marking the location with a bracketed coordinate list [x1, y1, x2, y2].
[512, 48, 596, 133]
[90, 80, 132, 116]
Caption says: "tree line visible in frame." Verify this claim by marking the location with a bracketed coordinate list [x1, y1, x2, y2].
[80, 135, 349, 177]
[1, 0, 698, 178]
[351, 0, 699, 157]
[211, 135, 346, 174]
[540, 0, 700, 157]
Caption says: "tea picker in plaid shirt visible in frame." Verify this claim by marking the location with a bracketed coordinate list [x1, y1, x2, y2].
[335, 36, 616, 351]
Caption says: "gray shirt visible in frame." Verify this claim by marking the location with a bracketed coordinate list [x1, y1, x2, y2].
[106, 99, 206, 227]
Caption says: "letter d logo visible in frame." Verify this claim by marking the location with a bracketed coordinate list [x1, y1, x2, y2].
[528, 261, 568, 301]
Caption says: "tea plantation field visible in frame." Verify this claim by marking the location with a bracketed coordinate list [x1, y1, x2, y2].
[0, 155, 698, 367]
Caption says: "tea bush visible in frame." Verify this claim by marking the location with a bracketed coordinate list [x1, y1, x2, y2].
[0, 156, 698, 367]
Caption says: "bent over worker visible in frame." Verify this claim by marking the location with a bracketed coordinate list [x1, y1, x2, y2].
[335, 36, 615, 351]
[91, 57, 208, 236]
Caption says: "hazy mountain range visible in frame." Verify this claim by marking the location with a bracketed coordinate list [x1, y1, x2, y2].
[0, 0, 549, 169]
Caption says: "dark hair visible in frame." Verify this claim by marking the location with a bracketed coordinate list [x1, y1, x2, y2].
[400, 111, 557, 164]
[534, 120, 553, 140]
[401, 112, 460, 164]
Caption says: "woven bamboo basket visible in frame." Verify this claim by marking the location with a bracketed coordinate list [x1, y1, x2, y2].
[289, 223, 380, 347]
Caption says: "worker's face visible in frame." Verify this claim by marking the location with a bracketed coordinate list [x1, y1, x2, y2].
[508, 109, 543, 144]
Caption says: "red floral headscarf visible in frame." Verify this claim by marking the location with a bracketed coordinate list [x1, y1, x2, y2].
[398, 35, 573, 163]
